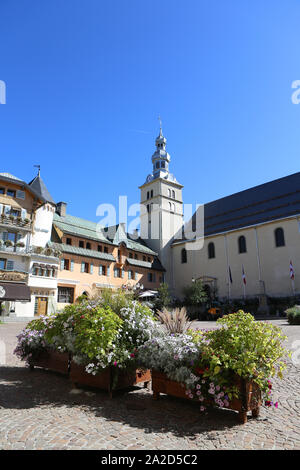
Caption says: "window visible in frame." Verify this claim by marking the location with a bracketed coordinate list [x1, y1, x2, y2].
[84, 262, 89, 273]
[58, 287, 74, 304]
[147, 204, 150, 213]
[155, 161, 160, 169]
[172, 190, 175, 199]
[0, 258, 6, 269]
[275, 228, 285, 247]
[151, 190, 153, 198]
[148, 272, 153, 282]
[238, 236, 247, 254]
[129, 252, 133, 259]
[168, 189, 171, 197]
[16, 190, 25, 200]
[10, 208, 21, 217]
[66, 238, 72, 245]
[63, 259, 70, 270]
[208, 242, 215, 259]
[98, 245, 102, 252]
[114, 267, 120, 278]
[104, 246, 108, 254]
[147, 257, 151, 262]
[86, 242, 91, 250]
[99, 265, 106, 276]
[147, 191, 149, 200]
[0, 188, 4, 194]
[181, 248, 187, 264]
[143, 256, 146, 261]
[128, 270, 133, 280]
[79, 240, 84, 248]
[6, 189, 16, 198]
[134, 254, 138, 260]
[161, 161, 165, 168]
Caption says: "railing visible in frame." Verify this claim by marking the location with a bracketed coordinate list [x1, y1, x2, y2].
[0, 244, 61, 258]
[0, 215, 32, 230]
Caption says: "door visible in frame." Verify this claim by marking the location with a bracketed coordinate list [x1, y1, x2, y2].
[35, 297, 48, 316]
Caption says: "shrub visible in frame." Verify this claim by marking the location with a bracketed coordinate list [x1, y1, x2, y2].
[156, 307, 191, 334]
[154, 283, 171, 311]
[183, 280, 208, 307]
[285, 305, 300, 325]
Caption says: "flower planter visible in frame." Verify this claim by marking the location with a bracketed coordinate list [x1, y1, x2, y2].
[70, 361, 151, 398]
[29, 350, 71, 376]
[152, 370, 261, 424]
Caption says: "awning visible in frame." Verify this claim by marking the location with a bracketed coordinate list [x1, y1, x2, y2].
[0, 282, 31, 301]
[139, 290, 158, 298]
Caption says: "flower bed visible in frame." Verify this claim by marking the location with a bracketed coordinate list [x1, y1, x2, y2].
[70, 362, 151, 397]
[138, 311, 290, 424]
[29, 349, 71, 376]
[152, 370, 261, 423]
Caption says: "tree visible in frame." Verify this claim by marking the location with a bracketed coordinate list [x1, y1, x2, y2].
[183, 280, 208, 306]
[154, 283, 171, 311]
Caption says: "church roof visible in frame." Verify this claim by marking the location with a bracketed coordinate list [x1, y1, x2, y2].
[188, 171, 300, 239]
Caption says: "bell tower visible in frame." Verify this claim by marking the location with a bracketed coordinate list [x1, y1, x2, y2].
[139, 124, 183, 288]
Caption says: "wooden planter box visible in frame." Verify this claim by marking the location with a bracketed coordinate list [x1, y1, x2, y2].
[29, 350, 71, 376]
[70, 361, 151, 398]
[152, 370, 261, 424]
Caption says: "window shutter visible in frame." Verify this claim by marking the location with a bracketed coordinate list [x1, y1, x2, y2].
[90, 263, 93, 274]
[135, 272, 138, 281]
[99, 265, 103, 275]
[60, 259, 64, 271]
[121, 269, 125, 278]
[70, 260, 74, 272]
[81, 262, 85, 273]
[107, 266, 110, 276]
[6, 260, 14, 271]
[21, 209, 27, 219]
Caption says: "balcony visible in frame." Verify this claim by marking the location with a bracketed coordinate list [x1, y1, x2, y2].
[0, 214, 32, 231]
[0, 244, 61, 259]
[0, 269, 28, 283]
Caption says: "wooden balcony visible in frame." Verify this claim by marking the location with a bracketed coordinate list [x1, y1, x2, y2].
[0, 214, 32, 231]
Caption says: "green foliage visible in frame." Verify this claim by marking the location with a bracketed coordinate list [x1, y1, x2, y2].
[95, 289, 134, 315]
[203, 311, 290, 394]
[285, 305, 300, 325]
[183, 280, 208, 306]
[154, 282, 171, 311]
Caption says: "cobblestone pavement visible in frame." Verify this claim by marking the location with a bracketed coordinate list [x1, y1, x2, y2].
[0, 320, 299, 450]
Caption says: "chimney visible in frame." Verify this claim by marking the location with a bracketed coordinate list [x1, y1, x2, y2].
[56, 201, 67, 217]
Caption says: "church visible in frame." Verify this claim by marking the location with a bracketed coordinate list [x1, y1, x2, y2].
[140, 126, 300, 305]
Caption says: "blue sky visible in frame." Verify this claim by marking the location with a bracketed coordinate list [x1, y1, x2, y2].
[1, 0, 300, 226]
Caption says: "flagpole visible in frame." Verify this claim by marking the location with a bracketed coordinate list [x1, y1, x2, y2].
[224, 235, 231, 301]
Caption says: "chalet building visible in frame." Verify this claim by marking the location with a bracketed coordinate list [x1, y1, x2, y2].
[0, 171, 59, 319]
[50, 203, 165, 309]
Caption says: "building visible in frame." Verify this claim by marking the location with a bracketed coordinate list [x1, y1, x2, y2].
[0, 171, 59, 319]
[140, 127, 300, 306]
[50, 203, 165, 309]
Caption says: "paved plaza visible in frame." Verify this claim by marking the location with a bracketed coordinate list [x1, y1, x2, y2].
[0, 319, 299, 450]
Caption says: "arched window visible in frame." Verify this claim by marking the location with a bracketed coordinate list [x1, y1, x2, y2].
[238, 236, 247, 253]
[208, 242, 215, 259]
[172, 190, 175, 199]
[275, 227, 285, 247]
[168, 189, 171, 197]
[181, 248, 187, 264]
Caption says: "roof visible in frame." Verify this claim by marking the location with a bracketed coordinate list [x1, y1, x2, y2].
[48, 242, 116, 262]
[126, 257, 166, 272]
[53, 213, 111, 244]
[103, 224, 157, 255]
[188, 171, 300, 239]
[0, 171, 55, 205]
[28, 174, 55, 205]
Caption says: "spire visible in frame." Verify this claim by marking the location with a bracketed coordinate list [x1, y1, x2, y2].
[34, 165, 41, 177]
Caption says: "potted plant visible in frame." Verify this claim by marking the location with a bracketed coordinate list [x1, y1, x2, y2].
[138, 311, 290, 423]
[15, 241, 25, 252]
[14, 316, 70, 375]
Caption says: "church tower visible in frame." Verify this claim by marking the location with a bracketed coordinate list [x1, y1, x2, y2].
[139, 125, 183, 288]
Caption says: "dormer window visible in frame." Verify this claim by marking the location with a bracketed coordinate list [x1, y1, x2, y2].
[7, 189, 16, 198]
[161, 161, 165, 168]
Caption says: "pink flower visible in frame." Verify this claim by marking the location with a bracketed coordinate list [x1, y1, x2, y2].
[200, 406, 205, 412]
[274, 402, 279, 408]
[113, 361, 118, 367]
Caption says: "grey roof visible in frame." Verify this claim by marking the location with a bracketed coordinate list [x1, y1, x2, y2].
[189, 171, 300, 238]
[49, 242, 115, 262]
[53, 213, 111, 244]
[28, 174, 55, 205]
[0, 172, 23, 182]
[126, 257, 166, 272]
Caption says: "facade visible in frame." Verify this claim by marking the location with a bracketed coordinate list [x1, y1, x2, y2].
[140, 128, 300, 305]
[51, 206, 165, 310]
[0, 171, 59, 319]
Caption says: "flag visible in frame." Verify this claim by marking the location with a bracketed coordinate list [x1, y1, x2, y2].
[290, 260, 295, 280]
[228, 266, 233, 284]
[242, 265, 246, 285]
